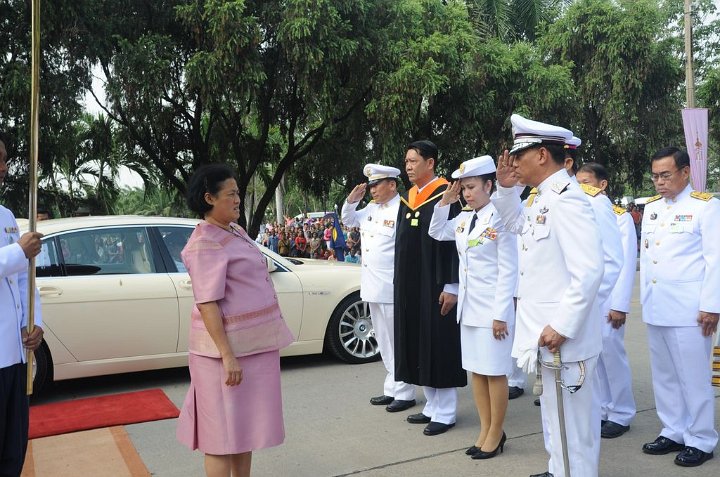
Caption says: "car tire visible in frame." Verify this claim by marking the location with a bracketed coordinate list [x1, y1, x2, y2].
[31, 341, 53, 397]
[325, 292, 381, 364]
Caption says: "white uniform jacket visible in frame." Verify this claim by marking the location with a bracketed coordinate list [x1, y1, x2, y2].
[428, 202, 517, 328]
[492, 169, 604, 362]
[610, 208, 637, 313]
[341, 195, 400, 303]
[0, 205, 43, 368]
[640, 185, 720, 326]
[579, 184, 623, 316]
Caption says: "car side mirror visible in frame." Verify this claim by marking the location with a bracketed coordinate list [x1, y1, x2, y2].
[266, 256, 277, 273]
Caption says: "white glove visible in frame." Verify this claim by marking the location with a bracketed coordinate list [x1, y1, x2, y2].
[516, 346, 538, 374]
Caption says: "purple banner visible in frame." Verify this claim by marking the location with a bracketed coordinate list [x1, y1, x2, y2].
[681, 108, 709, 192]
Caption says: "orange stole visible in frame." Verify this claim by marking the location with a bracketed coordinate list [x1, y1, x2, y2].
[406, 178, 449, 210]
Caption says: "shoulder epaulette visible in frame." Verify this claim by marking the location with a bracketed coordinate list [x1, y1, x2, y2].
[645, 195, 662, 204]
[461, 206, 473, 212]
[552, 182, 570, 194]
[690, 191, 714, 201]
[580, 183, 601, 197]
[612, 205, 626, 216]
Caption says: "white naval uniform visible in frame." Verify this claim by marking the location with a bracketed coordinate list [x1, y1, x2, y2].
[640, 185, 720, 453]
[1, 205, 43, 369]
[596, 206, 637, 426]
[493, 169, 603, 477]
[341, 195, 414, 401]
[428, 201, 517, 375]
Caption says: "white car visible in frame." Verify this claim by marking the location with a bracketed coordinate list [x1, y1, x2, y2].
[22, 216, 378, 394]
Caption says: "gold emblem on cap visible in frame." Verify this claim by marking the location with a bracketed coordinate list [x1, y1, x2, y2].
[459, 162, 466, 174]
[363, 165, 372, 176]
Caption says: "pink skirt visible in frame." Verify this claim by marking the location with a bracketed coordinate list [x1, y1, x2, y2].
[176, 351, 285, 454]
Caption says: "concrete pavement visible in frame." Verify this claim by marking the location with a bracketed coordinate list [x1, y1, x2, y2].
[42, 274, 720, 476]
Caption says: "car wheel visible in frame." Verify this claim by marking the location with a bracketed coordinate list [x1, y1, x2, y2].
[325, 293, 380, 364]
[31, 341, 53, 397]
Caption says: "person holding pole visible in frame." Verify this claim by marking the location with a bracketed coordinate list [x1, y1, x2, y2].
[492, 115, 604, 477]
[0, 134, 44, 477]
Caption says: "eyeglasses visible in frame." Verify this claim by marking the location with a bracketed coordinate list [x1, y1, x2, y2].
[650, 169, 680, 182]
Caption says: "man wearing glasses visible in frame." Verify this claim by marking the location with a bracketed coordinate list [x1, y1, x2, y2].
[639, 146, 719, 467]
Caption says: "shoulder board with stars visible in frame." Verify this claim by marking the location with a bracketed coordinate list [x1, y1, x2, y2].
[645, 195, 662, 204]
[690, 191, 714, 201]
[580, 183, 601, 197]
[612, 205, 626, 216]
[551, 182, 570, 194]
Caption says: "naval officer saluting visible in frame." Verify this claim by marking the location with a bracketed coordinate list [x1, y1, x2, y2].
[492, 114, 604, 477]
[639, 146, 719, 467]
[342, 164, 416, 412]
[428, 155, 517, 459]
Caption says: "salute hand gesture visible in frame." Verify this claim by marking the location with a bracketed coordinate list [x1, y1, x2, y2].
[496, 150, 519, 188]
[439, 181, 461, 207]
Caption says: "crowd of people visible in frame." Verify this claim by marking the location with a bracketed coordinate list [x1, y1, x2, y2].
[256, 216, 361, 262]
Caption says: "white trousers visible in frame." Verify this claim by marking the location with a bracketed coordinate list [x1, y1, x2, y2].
[647, 325, 718, 453]
[508, 357, 527, 388]
[595, 321, 636, 425]
[422, 386, 457, 425]
[541, 355, 599, 477]
[368, 302, 415, 401]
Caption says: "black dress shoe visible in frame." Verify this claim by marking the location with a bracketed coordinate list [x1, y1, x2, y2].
[601, 421, 630, 439]
[406, 413, 432, 424]
[423, 421, 455, 436]
[534, 398, 541, 406]
[370, 395, 394, 406]
[508, 386, 525, 400]
[674, 447, 714, 467]
[465, 445, 480, 456]
[386, 399, 416, 413]
[529, 472, 553, 477]
[642, 436, 685, 455]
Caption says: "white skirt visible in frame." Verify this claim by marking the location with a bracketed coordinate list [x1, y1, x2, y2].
[460, 324, 513, 376]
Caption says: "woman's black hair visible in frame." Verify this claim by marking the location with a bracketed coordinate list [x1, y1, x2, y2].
[186, 164, 236, 217]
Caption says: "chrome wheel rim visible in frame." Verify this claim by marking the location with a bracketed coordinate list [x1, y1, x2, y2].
[338, 300, 378, 359]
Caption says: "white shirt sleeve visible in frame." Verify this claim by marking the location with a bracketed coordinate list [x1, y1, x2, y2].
[491, 185, 525, 234]
[610, 212, 638, 313]
[591, 195, 624, 310]
[428, 202, 456, 242]
[341, 201, 362, 228]
[493, 222, 518, 324]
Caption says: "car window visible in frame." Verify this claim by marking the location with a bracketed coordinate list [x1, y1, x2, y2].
[36, 239, 63, 277]
[57, 227, 156, 276]
[157, 226, 193, 272]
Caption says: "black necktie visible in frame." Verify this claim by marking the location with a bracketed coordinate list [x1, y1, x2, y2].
[468, 213, 478, 233]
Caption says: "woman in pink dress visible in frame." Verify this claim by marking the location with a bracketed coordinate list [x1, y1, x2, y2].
[176, 164, 294, 477]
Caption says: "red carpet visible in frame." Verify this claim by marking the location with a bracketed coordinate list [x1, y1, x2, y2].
[29, 389, 180, 439]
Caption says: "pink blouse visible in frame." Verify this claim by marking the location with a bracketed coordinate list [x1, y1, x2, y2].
[181, 222, 294, 358]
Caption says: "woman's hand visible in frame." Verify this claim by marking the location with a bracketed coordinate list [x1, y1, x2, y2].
[439, 181, 461, 207]
[492, 320, 508, 340]
[222, 354, 243, 386]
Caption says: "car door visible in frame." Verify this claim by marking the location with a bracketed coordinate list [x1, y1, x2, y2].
[155, 226, 304, 351]
[37, 226, 180, 362]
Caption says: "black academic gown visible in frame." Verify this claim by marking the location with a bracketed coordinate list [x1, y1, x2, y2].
[393, 181, 466, 388]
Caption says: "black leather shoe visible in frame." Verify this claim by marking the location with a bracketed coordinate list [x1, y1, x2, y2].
[423, 421, 455, 436]
[386, 399, 416, 413]
[674, 447, 714, 467]
[534, 398, 541, 406]
[642, 436, 685, 455]
[406, 413, 432, 424]
[465, 445, 480, 456]
[601, 421, 630, 439]
[472, 431, 506, 459]
[508, 386, 524, 400]
[529, 472, 553, 477]
[370, 395, 394, 406]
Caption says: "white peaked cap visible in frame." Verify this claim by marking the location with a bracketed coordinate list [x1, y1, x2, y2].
[451, 155, 496, 179]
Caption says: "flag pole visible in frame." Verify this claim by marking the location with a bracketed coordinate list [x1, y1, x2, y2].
[26, 0, 41, 395]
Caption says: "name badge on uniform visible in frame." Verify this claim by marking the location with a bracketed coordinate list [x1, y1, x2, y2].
[668, 222, 684, 233]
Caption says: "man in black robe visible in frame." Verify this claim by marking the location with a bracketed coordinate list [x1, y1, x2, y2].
[394, 140, 466, 436]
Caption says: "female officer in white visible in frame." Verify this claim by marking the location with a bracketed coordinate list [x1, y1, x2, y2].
[429, 155, 517, 460]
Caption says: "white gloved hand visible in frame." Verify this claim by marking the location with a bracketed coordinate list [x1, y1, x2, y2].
[516, 346, 538, 374]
